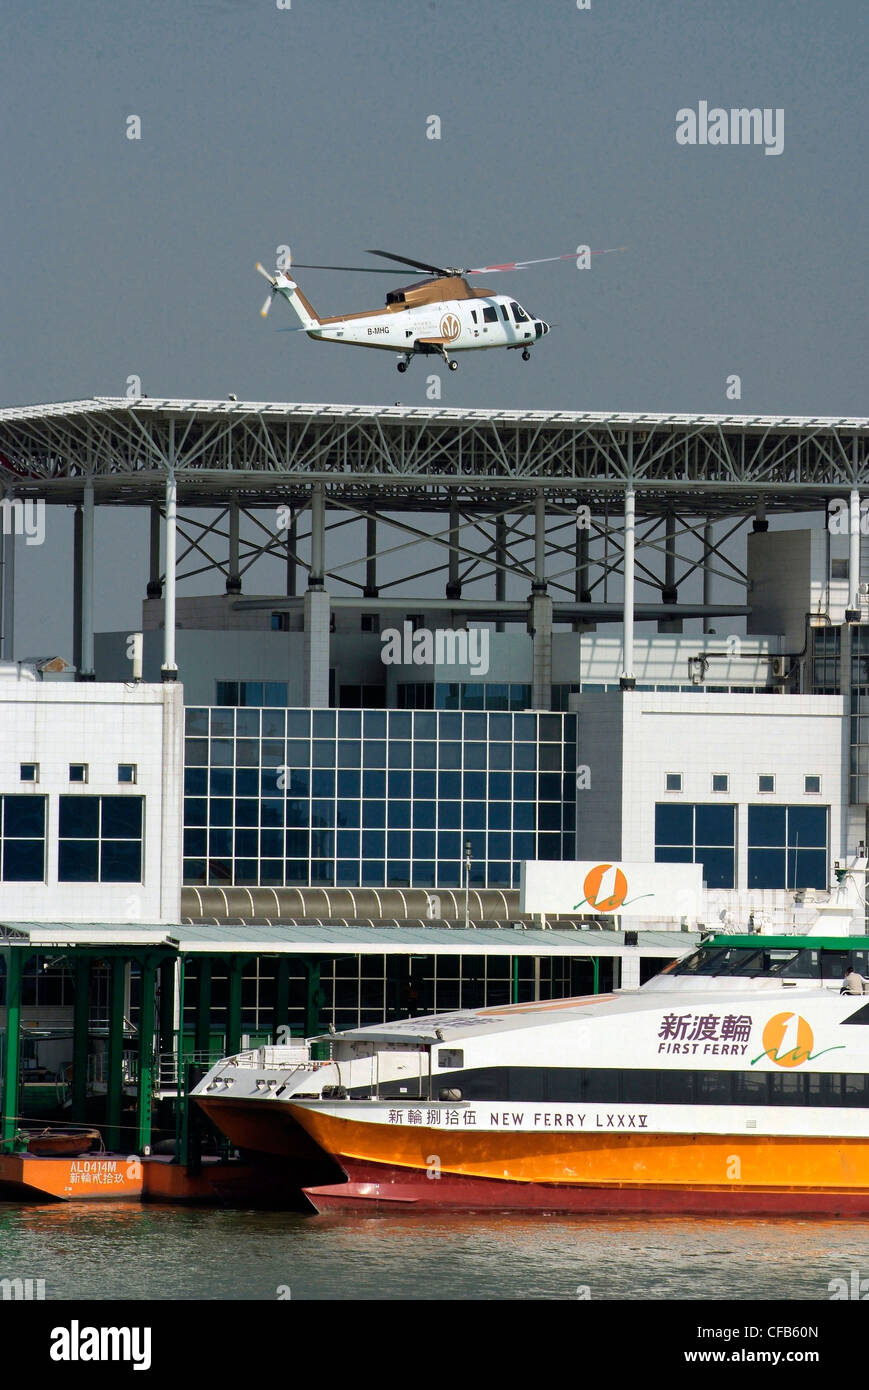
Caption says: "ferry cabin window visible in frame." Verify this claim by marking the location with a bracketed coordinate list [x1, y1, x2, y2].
[482, 306, 498, 324]
[673, 946, 865, 979]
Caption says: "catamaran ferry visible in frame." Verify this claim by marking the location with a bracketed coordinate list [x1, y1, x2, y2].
[193, 933, 869, 1214]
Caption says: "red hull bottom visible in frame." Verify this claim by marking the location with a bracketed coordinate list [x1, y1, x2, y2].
[303, 1160, 869, 1216]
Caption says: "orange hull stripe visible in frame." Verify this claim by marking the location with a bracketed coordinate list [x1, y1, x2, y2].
[289, 1108, 869, 1190]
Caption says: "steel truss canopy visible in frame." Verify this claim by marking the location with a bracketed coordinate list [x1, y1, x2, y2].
[0, 398, 867, 516]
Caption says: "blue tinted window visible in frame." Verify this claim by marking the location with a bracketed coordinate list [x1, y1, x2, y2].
[435, 771, 459, 799]
[311, 769, 335, 797]
[362, 831, 385, 858]
[210, 769, 233, 796]
[748, 805, 786, 847]
[363, 740, 386, 768]
[694, 804, 734, 847]
[4, 796, 46, 838]
[337, 710, 361, 737]
[236, 708, 260, 737]
[184, 768, 207, 795]
[285, 710, 310, 738]
[313, 710, 336, 736]
[235, 768, 258, 796]
[363, 771, 386, 799]
[388, 770, 411, 798]
[363, 711, 387, 739]
[387, 799, 411, 827]
[337, 831, 360, 857]
[185, 708, 209, 735]
[338, 740, 360, 766]
[655, 804, 693, 846]
[337, 770, 360, 798]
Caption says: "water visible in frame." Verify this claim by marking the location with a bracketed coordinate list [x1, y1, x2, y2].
[1, 1204, 867, 1300]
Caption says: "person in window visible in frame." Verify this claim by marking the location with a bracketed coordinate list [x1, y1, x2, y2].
[841, 963, 866, 995]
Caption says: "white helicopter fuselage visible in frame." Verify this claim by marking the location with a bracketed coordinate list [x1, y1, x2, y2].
[310, 295, 545, 354]
[268, 269, 550, 366]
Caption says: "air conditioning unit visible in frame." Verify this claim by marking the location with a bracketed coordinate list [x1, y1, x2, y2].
[771, 657, 788, 678]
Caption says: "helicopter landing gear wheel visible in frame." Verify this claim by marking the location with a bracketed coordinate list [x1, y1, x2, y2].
[397, 358, 409, 373]
[521, 348, 531, 361]
[448, 359, 458, 372]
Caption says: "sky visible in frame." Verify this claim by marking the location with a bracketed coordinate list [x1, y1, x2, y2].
[1, 0, 867, 655]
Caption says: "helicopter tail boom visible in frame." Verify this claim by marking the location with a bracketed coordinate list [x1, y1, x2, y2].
[272, 272, 321, 331]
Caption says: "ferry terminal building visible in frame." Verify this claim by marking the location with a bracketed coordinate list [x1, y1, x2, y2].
[1, 398, 867, 1147]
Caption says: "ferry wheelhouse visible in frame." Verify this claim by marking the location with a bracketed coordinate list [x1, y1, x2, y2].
[193, 934, 869, 1213]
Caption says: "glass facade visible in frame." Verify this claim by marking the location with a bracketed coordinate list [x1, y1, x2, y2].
[747, 804, 828, 889]
[851, 627, 869, 803]
[654, 803, 736, 888]
[216, 681, 289, 707]
[813, 626, 841, 694]
[183, 707, 577, 889]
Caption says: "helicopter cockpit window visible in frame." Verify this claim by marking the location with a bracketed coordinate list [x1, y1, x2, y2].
[511, 302, 529, 323]
[482, 306, 498, 324]
[500, 304, 509, 321]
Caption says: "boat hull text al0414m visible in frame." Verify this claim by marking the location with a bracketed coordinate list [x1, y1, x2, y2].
[192, 934, 869, 1214]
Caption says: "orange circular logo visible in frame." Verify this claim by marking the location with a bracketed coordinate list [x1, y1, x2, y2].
[583, 863, 628, 913]
[762, 1012, 814, 1068]
[440, 312, 460, 342]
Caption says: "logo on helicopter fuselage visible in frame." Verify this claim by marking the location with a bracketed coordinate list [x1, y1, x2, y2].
[439, 312, 461, 341]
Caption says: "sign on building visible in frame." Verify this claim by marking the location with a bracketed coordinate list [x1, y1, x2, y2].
[520, 860, 704, 919]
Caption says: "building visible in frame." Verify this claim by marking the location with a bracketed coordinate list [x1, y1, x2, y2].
[1, 399, 868, 1113]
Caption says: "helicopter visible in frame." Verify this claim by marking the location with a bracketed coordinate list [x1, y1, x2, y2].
[255, 246, 621, 372]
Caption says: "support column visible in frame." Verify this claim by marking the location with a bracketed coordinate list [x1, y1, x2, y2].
[446, 500, 461, 600]
[157, 958, 176, 1065]
[702, 518, 713, 635]
[79, 478, 95, 679]
[226, 958, 244, 1056]
[226, 501, 241, 594]
[146, 504, 162, 599]
[285, 509, 297, 598]
[136, 958, 157, 1153]
[194, 958, 212, 1055]
[273, 958, 291, 1042]
[1, 948, 23, 1143]
[574, 520, 591, 634]
[310, 483, 325, 587]
[0, 523, 16, 662]
[364, 515, 378, 598]
[71, 956, 91, 1124]
[105, 957, 126, 1152]
[529, 495, 552, 709]
[753, 500, 768, 533]
[161, 459, 178, 681]
[659, 512, 682, 633]
[495, 514, 506, 633]
[304, 484, 330, 705]
[304, 958, 322, 1037]
[620, 485, 636, 690]
[847, 488, 862, 622]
